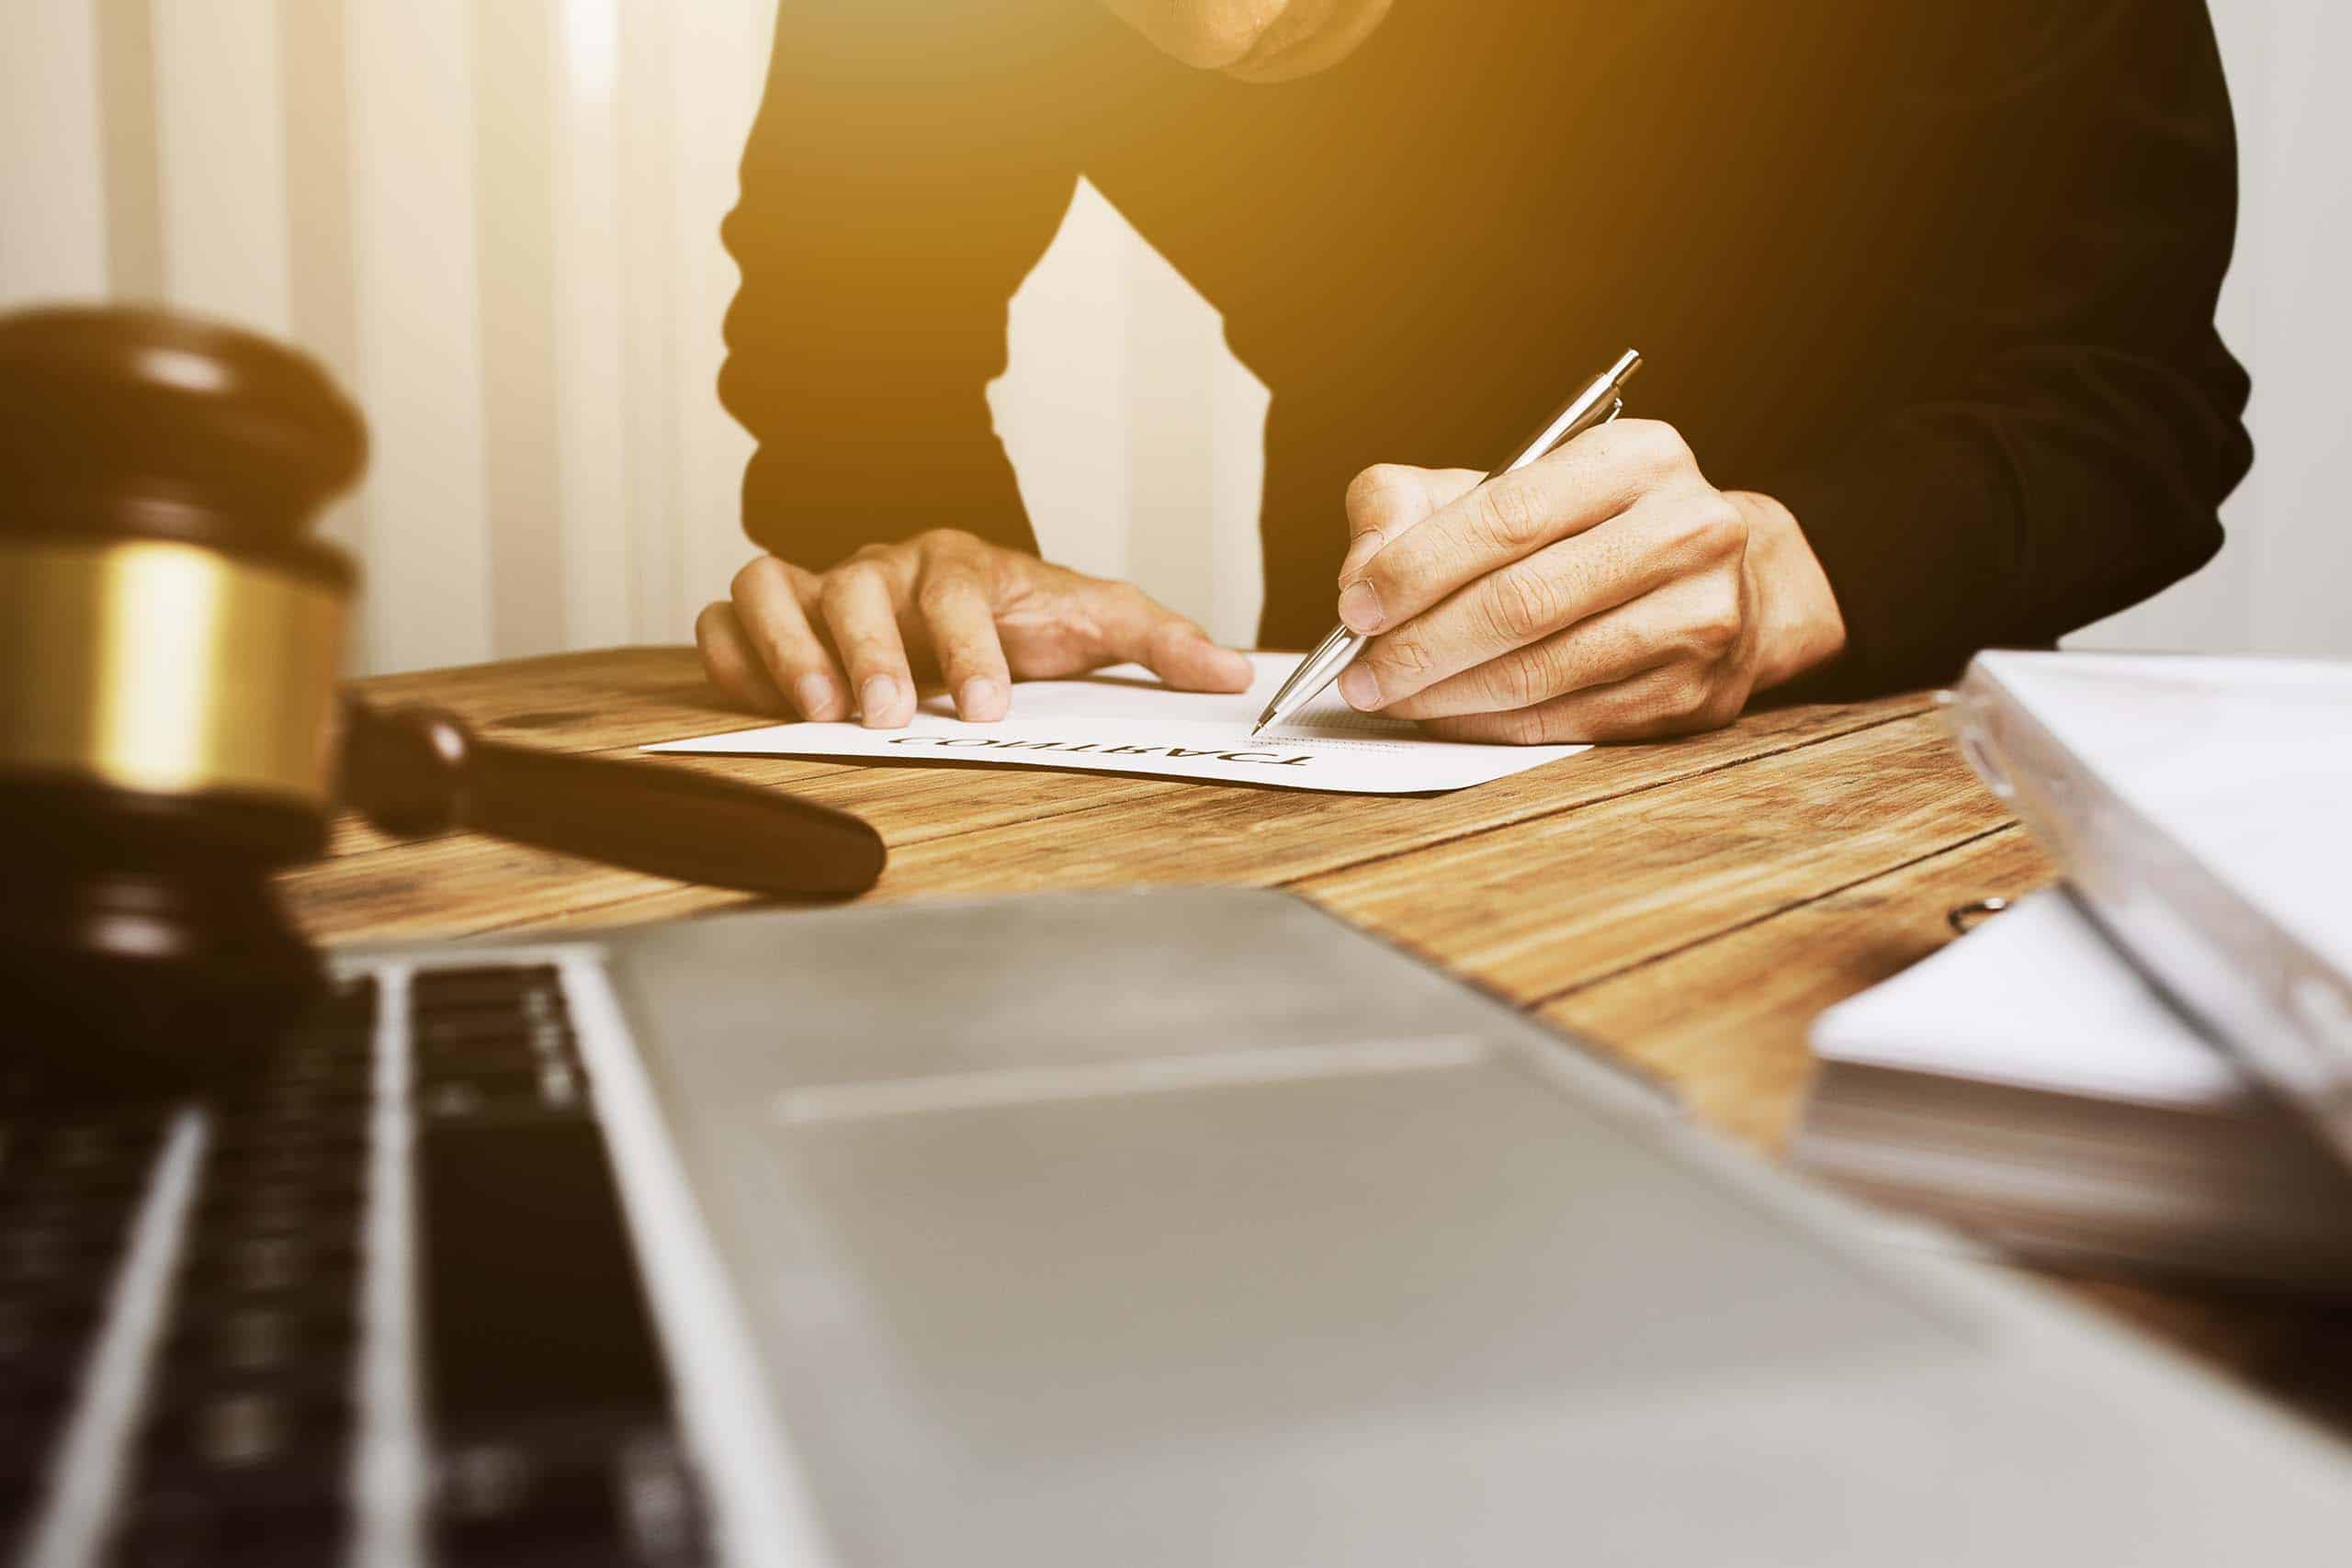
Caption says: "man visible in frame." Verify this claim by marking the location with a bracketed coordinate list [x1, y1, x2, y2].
[697, 1, 2246, 741]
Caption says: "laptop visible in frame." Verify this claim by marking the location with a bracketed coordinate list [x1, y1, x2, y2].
[6, 886, 2346, 1566]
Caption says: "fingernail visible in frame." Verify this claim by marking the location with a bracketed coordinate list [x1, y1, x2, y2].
[858, 674, 901, 727]
[795, 674, 837, 720]
[1338, 580, 1385, 633]
[1338, 663, 1381, 711]
[957, 676, 1005, 720]
[1340, 529, 1384, 577]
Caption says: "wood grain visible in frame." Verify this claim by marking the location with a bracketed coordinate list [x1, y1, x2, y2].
[1545, 826, 2053, 1154]
[289, 645, 1930, 947]
[1296, 715, 2011, 1002]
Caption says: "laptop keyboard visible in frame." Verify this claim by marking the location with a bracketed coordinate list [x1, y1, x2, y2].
[1, 960, 713, 1567]
[3, 1111, 168, 1554]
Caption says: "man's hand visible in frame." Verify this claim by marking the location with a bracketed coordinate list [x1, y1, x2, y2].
[696, 529, 1253, 727]
[1330, 421, 1847, 742]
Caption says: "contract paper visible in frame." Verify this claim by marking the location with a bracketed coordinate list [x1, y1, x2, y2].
[643, 652, 1590, 795]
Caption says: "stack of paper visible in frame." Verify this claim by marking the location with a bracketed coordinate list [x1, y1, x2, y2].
[1796, 890, 2352, 1291]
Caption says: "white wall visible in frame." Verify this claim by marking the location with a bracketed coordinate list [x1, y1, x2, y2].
[2, 0, 2343, 673]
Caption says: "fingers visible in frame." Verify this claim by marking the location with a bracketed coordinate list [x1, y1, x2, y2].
[694, 601, 789, 715]
[1093, 584, 1254, 692]
[728, 556, 850, 720]
[819, 562, 919, 728]
[1421, 658, 1747, 745]
[1337, 420, 1696, 637]
[1340, 489, 1747, 711]
[1371, 589, 1679, 720]
[718, 532, 1253, 728]
[914, 558, 1013, 720]
[1340, 465, 1484, 579]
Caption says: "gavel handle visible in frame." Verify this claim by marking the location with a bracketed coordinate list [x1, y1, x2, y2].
[341, 701, 886, 899]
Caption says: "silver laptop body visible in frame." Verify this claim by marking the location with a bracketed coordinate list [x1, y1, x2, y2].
[326, 886, 2349, 1566]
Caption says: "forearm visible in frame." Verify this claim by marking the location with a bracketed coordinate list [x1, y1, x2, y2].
[722, 3, 1075, 568]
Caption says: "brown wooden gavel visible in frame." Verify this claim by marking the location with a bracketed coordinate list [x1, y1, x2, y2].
[0, 305, 882, 1092]
[339, 696, 882, 897]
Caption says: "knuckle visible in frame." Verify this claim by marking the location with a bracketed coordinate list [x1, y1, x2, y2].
[777, 559, 824, 608]
[1688, 586, 1744, 656]
[1502, 706, 1554, 745]
[913, 570, 967, 619]
[1486, 646, 1555, 711]
[729, 555, 779, 602]
[1485, 563, 1566, 643]
[1690, 496, 1748, 557]
[1372, 630, 1438, 684]
[913, 526, 980, 558]
[1472, 477, 1547, 550]
[1669, 669, 1714, 716]
[820, 563, 879, 614]
[1625, 419, 1693, 474]
[1346, 464, 1419, 525]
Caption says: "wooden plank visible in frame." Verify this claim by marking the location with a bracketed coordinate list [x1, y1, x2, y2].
[1541, 827, 2052, 1154]
[288, 758, 1152, 942]
[301, 649, 1930, 944]
[854, 695, 1926, 900]
[1297, 715, 2011, 1007]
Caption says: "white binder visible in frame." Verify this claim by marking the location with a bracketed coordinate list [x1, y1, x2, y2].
[1945, 649, 2352, 1163]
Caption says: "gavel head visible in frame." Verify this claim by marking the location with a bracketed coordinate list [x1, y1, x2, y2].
[0, 307, 366, 1093]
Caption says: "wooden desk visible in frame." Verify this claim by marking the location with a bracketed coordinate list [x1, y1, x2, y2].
[288, 646, 2352, 1432]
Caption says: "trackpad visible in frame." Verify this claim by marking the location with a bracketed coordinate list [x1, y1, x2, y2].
[763, 1043, 1952, 1460]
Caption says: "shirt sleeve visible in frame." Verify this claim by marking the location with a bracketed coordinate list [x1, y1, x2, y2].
[718, 6, 1080, 568]
[1761, 0, 2251, 697]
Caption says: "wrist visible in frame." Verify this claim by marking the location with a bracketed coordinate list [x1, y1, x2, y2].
[1727, 490, 1847, 693]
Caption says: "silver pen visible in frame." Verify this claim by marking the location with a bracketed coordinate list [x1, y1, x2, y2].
[1250, 348, 1644, 737]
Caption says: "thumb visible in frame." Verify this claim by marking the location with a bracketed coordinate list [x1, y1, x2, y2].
[1096, 586, 1254, 693]
[1340, 465, 1486, 577]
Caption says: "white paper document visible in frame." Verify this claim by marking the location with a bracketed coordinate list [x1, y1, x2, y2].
[644, 652, 1591, 795]
[1810, 889, 2242, 1109]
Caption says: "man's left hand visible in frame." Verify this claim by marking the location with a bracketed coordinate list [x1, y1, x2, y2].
[1331, 420, 1848, 742]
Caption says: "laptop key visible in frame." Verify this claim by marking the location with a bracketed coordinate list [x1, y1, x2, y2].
[413, 965, 710, 1564]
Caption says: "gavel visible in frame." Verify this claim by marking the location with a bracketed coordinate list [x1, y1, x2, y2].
[0, 306, 883, 1092]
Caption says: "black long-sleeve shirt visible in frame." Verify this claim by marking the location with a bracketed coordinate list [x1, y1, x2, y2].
[719, 0, 2247, 694]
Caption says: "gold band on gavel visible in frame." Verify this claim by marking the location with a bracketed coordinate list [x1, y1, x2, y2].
[0, 537, 345, 807]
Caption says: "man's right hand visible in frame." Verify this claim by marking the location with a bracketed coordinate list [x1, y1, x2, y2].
[695, 529, 1254, 728]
